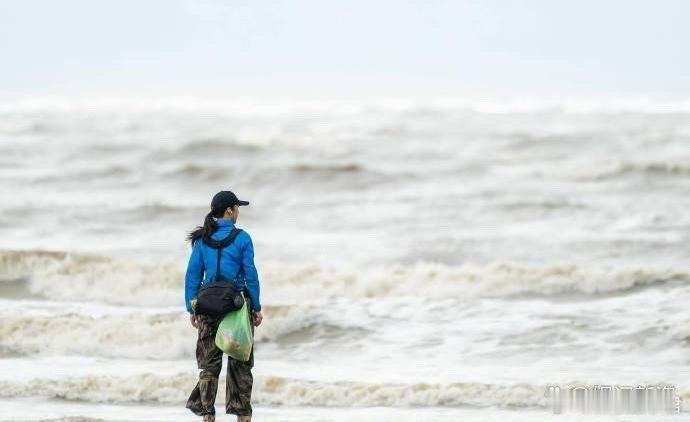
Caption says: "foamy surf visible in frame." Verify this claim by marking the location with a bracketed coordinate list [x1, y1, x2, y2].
[0, 371, 543, 408]
[2, 250, 686, 306]
[0, 302, 357, 359]
[0, 370, 687, 413]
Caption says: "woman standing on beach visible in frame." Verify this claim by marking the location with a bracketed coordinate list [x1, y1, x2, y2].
[184, 190, 263, 422]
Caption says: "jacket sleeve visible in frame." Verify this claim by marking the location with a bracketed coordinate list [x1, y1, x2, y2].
[184, 240, 205, 314]
[241, 232, 262, 313]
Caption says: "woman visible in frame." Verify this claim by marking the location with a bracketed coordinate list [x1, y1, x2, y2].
[184, 190, 263, 422]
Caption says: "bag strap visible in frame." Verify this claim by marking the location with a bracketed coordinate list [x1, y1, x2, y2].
[201, 228, 243, 284]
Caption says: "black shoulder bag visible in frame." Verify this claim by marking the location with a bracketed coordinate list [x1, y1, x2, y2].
[194, 228, 246, 317]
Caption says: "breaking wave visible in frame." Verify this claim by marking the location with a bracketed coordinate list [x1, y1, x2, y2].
[3, 371, 687, 410]
[175, 137, 262, 155]
[1, 250, 687, 307]
[672, 319, 690, 342]
[291, 162, 362, 173]
[0, 312, 193, 360]
[161, 161, 381, 187]
[0, 304, 349, 359]
[0, 250, 180, 306]
[260, 261, 689, 300]
[0, 372, 546, 408]
[552, 160, 690, 181]
[165, 163, 230, 181]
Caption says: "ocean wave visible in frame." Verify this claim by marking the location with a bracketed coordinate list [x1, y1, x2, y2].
[164, 163, 230, 181]
[1, 250, 687, 307]
[672, 319, 690, 342]
[163, 161, 376, 186]
[260, 261, 689, 300]
[291, 162, 362, 173]
[0, 312, 193, 360]
[0, 372, 546, 408]
[0, 303, 353, 359]
[176, 137, 262, 155]
[498, 199, 587, 211]
[30, 165, 133, 184]
[4, 372, 687, 410]
[0, 275, 31, 299]
[0, 250, 181, 306]
[550, 160, 690, 181]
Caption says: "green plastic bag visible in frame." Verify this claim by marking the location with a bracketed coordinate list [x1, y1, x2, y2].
[215, 297, 254, 361]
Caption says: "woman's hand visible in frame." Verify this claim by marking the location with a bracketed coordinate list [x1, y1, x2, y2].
[252, 311, 263, 327]
[190, 314, 199, 329]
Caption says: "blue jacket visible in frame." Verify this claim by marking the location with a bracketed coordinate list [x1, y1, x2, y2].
[184, 218, 262, 314]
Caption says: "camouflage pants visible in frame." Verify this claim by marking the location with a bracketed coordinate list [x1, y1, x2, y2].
[186, 295, 254, 417]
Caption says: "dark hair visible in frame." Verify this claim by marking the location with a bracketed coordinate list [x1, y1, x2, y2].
[187, 208, 225, 245]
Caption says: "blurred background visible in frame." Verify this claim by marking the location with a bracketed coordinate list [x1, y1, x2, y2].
[0, 1, 688, 421]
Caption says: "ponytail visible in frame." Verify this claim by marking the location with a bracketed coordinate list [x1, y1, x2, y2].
[187, 209, 223, 246]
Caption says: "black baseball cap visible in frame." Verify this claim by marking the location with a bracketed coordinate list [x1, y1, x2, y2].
[211, 190, 249, 211]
